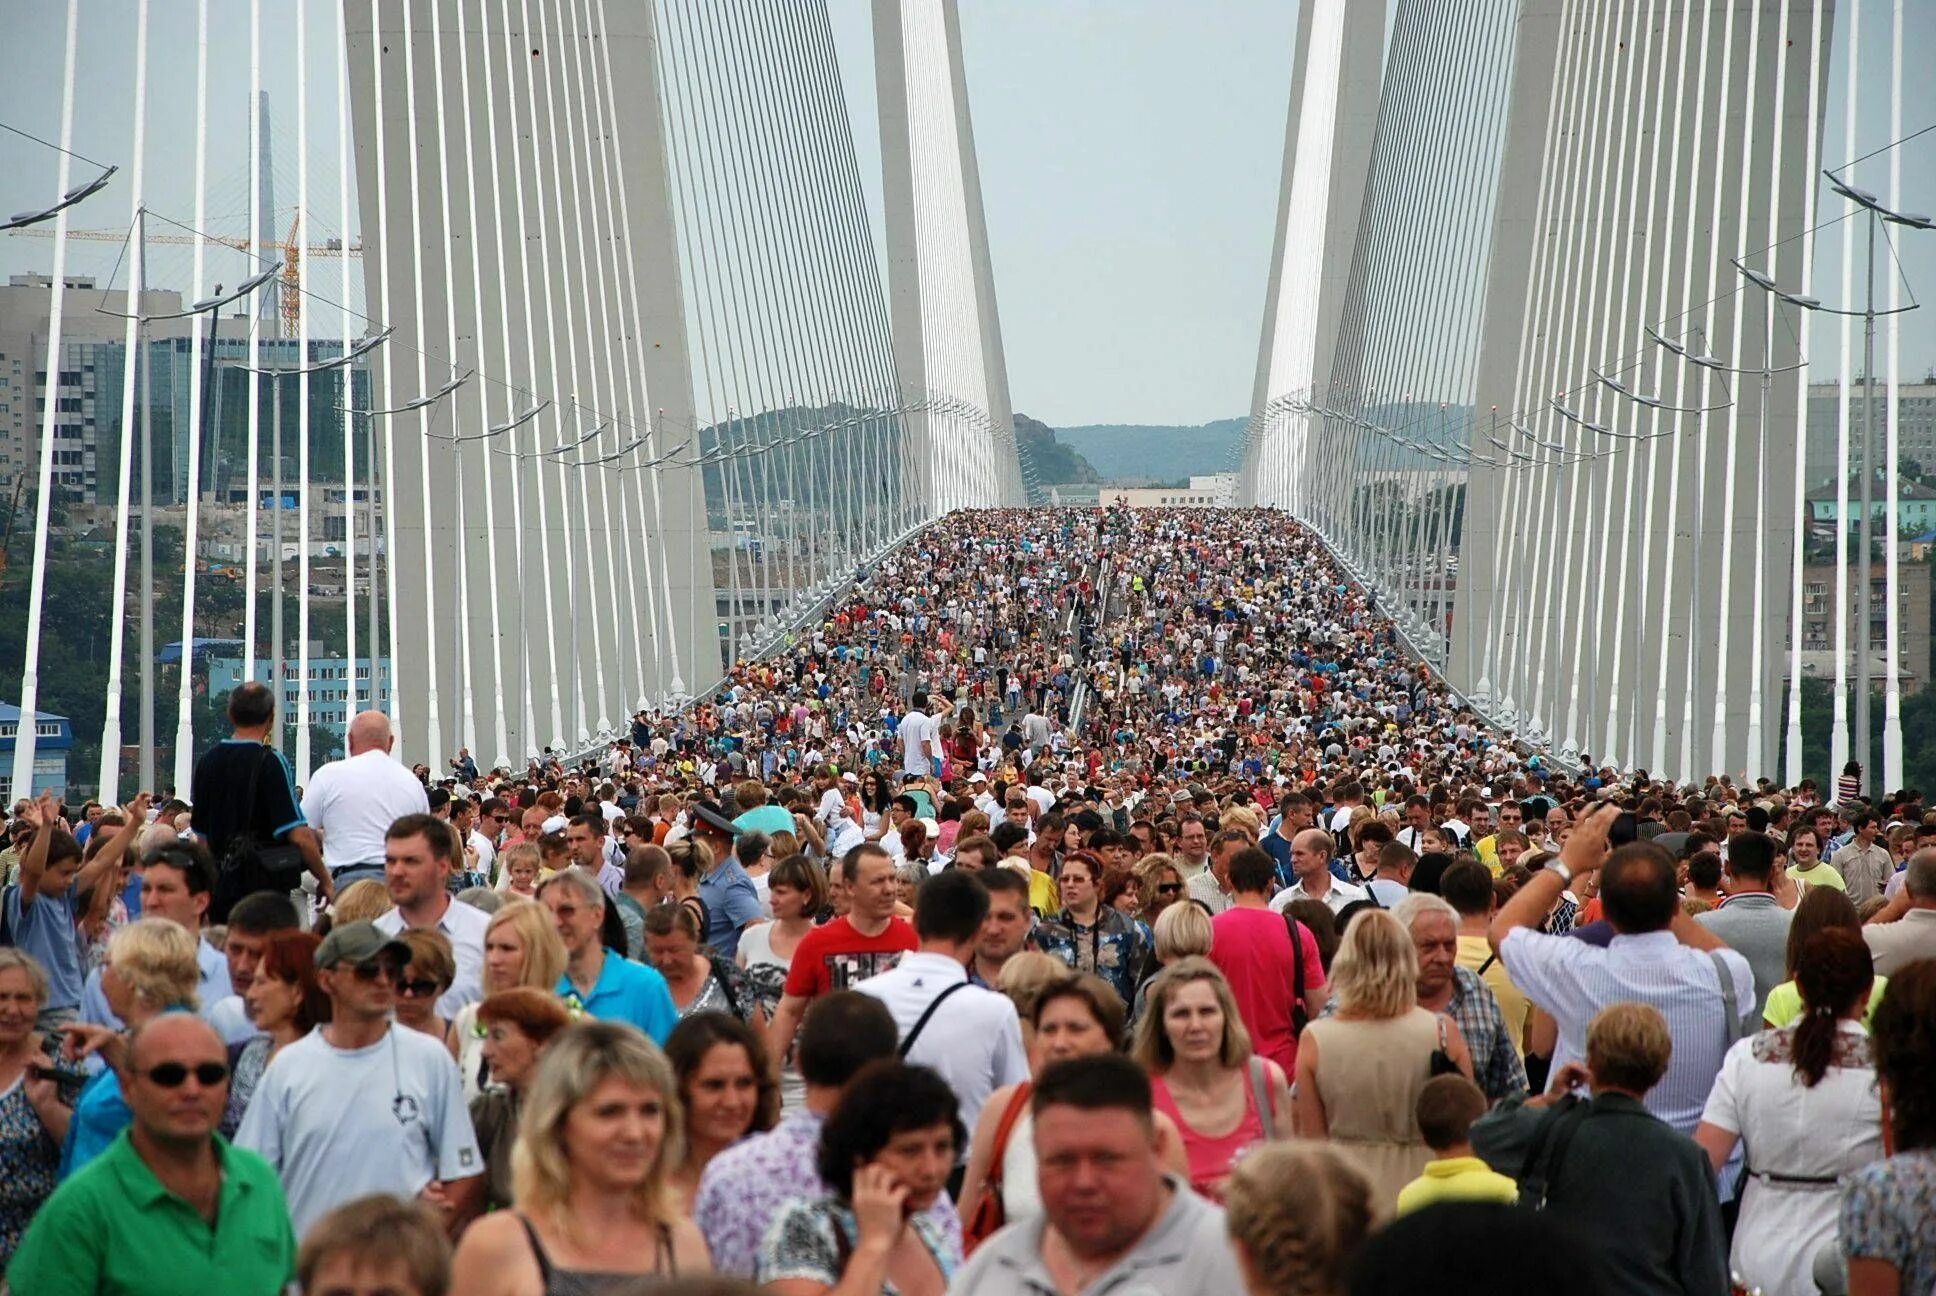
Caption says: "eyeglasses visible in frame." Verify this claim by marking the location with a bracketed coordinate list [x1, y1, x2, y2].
[145, 1061, 229, 1088]
[1156, 882, 1183, 895]
[397, 977, 442, 998]
[351, 960, 404, 983]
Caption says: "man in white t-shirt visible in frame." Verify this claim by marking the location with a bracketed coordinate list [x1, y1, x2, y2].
[900, 692, 947, 778]
[301, 711, 431, 888]
[235, 920, 481, 1235]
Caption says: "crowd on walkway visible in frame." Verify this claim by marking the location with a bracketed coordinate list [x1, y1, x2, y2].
[0, 504, 1932, 1296]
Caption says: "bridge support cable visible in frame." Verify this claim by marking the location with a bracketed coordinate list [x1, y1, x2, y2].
[1461, 0, 1835, 781]
[7, 0, 82, 802]
[1233, 0, 1885, 789]
[96, 0, 151, 804]
[654, 0, 910, 671]
[875, 0, 1025, 513]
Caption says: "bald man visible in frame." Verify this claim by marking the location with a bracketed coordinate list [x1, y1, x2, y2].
[1268, 827, 1368, 914]
[301, 710, 431, 888]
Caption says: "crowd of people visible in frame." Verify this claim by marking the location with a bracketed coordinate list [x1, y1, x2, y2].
[0, 504, 1932, 1296]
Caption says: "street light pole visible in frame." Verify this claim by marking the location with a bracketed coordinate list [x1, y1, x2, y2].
[1856, 204, 1876, 787]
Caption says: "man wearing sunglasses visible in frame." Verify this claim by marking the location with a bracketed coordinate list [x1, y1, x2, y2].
[10, 1013, 298, 1295]
[237, 921, 481, 1236]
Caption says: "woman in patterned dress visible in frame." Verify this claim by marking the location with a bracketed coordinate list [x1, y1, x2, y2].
[0, 949, 69, 1275]
[757, 1060, 962, 1294]
[645, 903, 756, 1024]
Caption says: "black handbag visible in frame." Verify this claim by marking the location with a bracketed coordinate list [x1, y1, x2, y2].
[212, 745, 307, 920]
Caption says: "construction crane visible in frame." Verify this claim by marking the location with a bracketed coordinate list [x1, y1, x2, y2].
[3, 220, 362, 335]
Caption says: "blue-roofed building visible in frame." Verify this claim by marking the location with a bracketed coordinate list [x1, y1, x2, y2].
[0, 704, 72, 801]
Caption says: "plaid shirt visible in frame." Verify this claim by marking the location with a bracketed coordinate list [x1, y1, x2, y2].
[1446, 964, 1529, 1102]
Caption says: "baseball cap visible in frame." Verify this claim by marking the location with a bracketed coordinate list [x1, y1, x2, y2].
[315, 921, 411, 970]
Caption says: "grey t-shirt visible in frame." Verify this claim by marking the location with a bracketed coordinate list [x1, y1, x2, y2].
[236, 1024, 481, 1235]
[947, 1176, 1243, 1296]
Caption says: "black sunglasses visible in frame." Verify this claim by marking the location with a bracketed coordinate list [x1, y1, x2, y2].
[146, 1061, 229, 1088]
[397, 977, 442, 998]
[351, 959, 404, 983]
[1156, 882, 1183, 895]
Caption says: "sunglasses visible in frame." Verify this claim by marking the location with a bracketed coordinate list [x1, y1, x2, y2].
[351, 959, 404, 983]
[397, 977, 442, 998]
[145, 1061, 229, 1088]
[1156, 882, 1183, 895]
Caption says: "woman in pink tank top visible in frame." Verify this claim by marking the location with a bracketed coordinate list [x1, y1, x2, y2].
[1133, 958, 1291, 1201]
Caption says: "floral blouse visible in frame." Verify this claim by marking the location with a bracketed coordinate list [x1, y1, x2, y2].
[1029, 906, 1149, 1006]
[0, 1076, 60, 1272]
[1841, 1150, 1936, 1296]
[756, 1195, 957, 1293]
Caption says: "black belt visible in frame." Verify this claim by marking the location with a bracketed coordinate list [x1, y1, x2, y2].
[1746, 1168, 1842, 1189]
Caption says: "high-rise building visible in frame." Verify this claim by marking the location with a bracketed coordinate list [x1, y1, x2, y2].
[1805, 378, 1936, 487]
[0, 275, 373, 508]
[1788, 561, 1932, 696]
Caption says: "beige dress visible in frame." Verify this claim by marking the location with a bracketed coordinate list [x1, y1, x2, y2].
[1304, 1006, 1440, 1218]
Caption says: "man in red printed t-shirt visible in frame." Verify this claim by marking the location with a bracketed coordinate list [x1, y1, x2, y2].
[764, 843, 916, 1077]
[1209, 846, 1327, 1074]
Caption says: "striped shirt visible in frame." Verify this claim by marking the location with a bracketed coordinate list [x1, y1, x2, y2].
[1499, 928, 1754, 1135]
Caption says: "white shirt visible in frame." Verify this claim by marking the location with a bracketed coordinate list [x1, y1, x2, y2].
[300, 750, 431, 874]
[375, 898, 492, 1016]
[1270, 877, 1368, 915]
[467, 829, 497, 877]
[856, 950, 1029, 1140]
[1699, 1022, 1883, 1296]
[900, 710, 936, 776]
[1500, 927, 1754, 1134]
[235, 1023, 481, 1236]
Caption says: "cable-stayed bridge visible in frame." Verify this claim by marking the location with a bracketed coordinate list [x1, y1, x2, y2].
[0, 0, 1925, 800]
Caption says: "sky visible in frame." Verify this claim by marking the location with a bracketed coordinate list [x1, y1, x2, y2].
[1, 1, 1932, 429]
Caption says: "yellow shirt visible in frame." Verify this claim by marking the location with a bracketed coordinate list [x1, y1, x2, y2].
[1762, 975, 1886, 1028]
[1789, 863, 1847, 892]
[1457, 933, 1532, 1057]
[1028, 868, 1062, 918]
[1474, 835, 1501, 874]
[1396, 1157, 1520, 1216]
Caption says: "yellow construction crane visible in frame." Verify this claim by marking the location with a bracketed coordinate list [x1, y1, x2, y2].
[3, 220, 362, 334]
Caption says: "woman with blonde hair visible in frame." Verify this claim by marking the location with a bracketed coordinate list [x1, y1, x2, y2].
[1293, 908, 1472, 1217]
[449, 1021, 710, 1292]
[1225, 1141, 1375, 1296]
[329, 878, 396, 925]
[1130, 898, 1214, 1023]
[62, 917, 202, 1175]
[450, 898, 569, 1099]
[1131, 957, 1291, 1202]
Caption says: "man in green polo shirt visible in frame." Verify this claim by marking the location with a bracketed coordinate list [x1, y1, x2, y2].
[9, 1013, 296, 1295]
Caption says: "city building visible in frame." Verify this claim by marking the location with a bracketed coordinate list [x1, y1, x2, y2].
[0, 274, 373, 509]
[0, 703, 71, 801]
[1804, 378, 1936, 486]
[205, 653, 395, 743]
[1788, 561, 1932, 695]
[1807, 476, 1936, 535]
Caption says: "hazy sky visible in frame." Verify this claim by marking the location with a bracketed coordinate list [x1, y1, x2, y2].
[2, 1, 1932, 429]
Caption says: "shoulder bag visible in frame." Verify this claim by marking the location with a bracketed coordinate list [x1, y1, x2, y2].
[212, 745, 307, 921]
[963, 1081, 1032, 1252]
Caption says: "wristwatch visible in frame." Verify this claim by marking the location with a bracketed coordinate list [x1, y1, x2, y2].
[1545, 859, 1573, 887]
